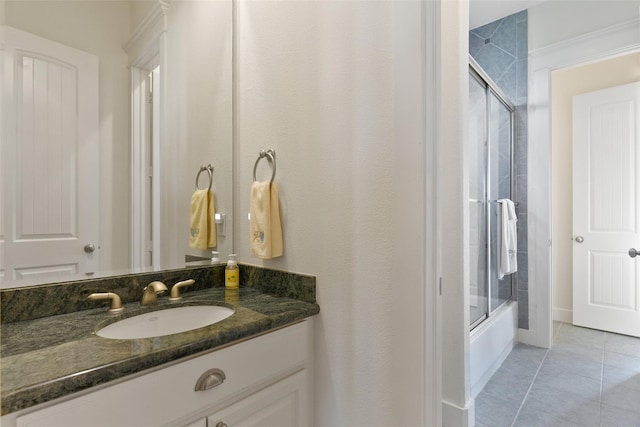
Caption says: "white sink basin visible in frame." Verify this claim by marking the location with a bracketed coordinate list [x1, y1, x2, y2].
[96, 305, 234, 339]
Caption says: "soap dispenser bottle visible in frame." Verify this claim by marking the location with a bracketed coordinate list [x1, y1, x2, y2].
[225, 254, 239, 289]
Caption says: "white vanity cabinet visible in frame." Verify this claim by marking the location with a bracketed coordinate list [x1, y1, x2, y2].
[206, 370, 308, 427]
[9, 320, 313, 427]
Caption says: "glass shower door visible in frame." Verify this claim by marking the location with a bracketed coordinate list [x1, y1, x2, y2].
[468, 60, 516, 330]
[488, 91, 514, 311]
[469, 74, 488, 326]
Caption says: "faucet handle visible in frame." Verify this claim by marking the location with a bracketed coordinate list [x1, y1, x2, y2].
[88, 292, 124, 313]
[169, 279, 196, 301]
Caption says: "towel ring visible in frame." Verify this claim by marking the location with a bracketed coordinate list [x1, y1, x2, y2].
[195, 164, 214, 191]
[252, 149, 276, 184]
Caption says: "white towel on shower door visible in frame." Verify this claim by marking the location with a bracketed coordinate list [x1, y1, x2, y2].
[498, 199, 518, 279]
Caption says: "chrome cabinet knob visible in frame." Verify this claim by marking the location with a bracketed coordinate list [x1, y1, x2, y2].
[84, 243, 96, 253]
[574, 236, 584, 243]
[629, 248, 640, 258]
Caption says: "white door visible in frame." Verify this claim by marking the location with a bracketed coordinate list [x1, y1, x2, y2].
[2, 26, 99, 283]
[131, 61, 161, 270]
[573, 81, 640, 337]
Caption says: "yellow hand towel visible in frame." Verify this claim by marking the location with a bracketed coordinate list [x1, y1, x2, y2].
[250, 181, 283, 259]
[189, 189, 217, 250]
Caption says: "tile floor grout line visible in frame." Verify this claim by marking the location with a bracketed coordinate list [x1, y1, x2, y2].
[509, 347, 551, 427]
[599, 332, 606, 427]
[555, 321, 565, 340]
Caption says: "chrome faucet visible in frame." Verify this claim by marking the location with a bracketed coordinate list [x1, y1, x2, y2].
[88, 292, 124, 313]
[141, 281, 168, 305]
[169, 279, 196, 301]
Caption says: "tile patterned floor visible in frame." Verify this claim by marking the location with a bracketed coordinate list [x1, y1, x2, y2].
[475, 322, 640, 427]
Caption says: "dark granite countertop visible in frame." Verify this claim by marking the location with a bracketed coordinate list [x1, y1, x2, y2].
[1, 272, 319, 416]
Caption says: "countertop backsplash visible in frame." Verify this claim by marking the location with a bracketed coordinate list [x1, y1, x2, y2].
[1, 264, 316, 324]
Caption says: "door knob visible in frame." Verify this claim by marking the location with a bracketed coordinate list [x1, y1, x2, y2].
[575, 236, 584, 243]
[84, 244, 96, 253]
[629, 248, 640, 258]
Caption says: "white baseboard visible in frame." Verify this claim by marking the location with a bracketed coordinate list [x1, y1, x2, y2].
[518, 327, 539, 346]
[442, 398, 475, 427]
[552, 308, 572, 323]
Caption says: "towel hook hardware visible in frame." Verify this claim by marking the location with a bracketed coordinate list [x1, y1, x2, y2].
[195, 164, 214, 191]
[252, 149, 276, 184]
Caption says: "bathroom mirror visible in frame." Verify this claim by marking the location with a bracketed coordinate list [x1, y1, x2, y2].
[0, 0, 233, 288]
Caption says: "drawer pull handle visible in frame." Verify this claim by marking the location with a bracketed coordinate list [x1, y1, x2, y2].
[195, 368, 226, 391]
[215, 423, 228, 427]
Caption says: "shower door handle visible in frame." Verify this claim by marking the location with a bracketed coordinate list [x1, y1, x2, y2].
[629, 248, 640, 258]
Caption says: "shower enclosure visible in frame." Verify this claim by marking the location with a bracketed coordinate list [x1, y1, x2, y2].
[468, 58, 516, 330]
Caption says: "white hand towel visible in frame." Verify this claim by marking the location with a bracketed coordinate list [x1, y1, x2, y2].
[250, 181, 283, 259]
[498, 199, 517, 279]
[189, 189, 217, 250]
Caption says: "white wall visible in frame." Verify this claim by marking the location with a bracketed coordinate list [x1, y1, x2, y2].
[551, 52, 640, 321]
[469, 0, 544, 30]
[236, 2, 393, 424]
[528, 0, 638, 51]
[234, 1, 435, 425]
[4, 1, 132, 272]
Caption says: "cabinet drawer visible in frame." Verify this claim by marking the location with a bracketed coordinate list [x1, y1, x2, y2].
[207, 370, 310, 427]
[17, 321, 311, 427]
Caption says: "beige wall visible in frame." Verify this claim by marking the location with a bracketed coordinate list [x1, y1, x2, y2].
[234, 1, 435, 424]
[551, 52, 640, 321]
[164, 0, 233, 265]
[235, 2, 396, 424]
[130, 0, 156, 30]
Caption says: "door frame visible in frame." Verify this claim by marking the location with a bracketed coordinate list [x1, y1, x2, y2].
[527, 18, 640, 348]
[125, 2, 168, 270]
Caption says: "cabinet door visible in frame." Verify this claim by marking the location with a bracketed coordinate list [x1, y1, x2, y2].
[15, 322, 312, 427]
[207, 370, 309, 427]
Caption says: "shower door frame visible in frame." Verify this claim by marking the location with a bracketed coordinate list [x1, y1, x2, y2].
[469, 58, 517, 331]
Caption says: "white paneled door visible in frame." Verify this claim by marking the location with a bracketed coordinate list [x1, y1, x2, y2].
[573, 81, 640, 337]
[2, 26, 99, 282]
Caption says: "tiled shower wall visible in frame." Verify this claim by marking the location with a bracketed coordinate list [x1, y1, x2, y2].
[470, 10, 529, 328]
